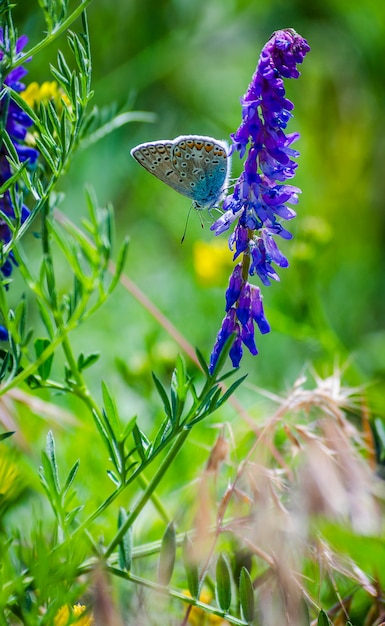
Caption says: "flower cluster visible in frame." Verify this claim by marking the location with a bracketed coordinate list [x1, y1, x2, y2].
[0, 30, 38, 277]
[209, 29, 310, 372]
[0, 30, 38, 339]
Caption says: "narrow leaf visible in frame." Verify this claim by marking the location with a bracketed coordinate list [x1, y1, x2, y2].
[34, 338, 54, 380]
[78, 352, 100, 371]
[215, 553, 232, 612]
[158, 522, 176, 586]
[108, 237, 129, 294]
[118, 507, 133, 571]
[63, 460, 80, 496]
[152, 372, 172, 419]
[45, 430, 60, 492]
[182, 535, 199, 598]
[195, 347, 210, 376]
[317, 609, 332, 626]
[122, 416, 137, 442]
[132, 424, 148, 462]
[239, 567, 254, 623]
[36, 301, 54, 339]
[214, 375, 248, 410]
[0, 431, 14, 442]
[102, 380, 120, 436]
[152, 417, 172, 451]
[106, 470, 120, 487]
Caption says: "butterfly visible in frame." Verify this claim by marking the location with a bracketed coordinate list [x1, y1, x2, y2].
[130, 135, 230, 209]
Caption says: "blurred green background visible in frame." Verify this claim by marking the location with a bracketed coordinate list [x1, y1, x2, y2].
[8, 0, 385, 449]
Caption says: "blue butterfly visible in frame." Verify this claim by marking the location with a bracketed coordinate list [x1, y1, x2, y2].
[130, 135, 230, 209]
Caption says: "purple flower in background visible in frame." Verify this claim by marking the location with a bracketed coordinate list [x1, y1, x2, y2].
[0, 29, 38, 282]
[209, 29, 310, 373]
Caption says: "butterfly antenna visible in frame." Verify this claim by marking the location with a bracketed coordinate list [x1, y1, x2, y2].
[181, 205, 194, 244]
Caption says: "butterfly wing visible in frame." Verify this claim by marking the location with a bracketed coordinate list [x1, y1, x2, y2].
[130, 140, 196, 198]
[172, 136, 229, 208]
[130, 135, 230, 208]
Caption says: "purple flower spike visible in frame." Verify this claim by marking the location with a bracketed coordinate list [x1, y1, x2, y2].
[209, 29, 309, 372]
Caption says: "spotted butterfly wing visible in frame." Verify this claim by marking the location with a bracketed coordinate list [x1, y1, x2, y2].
[130, 135, 230, 209]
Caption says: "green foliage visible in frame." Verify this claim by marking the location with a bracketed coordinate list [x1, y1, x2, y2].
[318, 609, 332, 625]
[239, 567, 255, 623]
[158, 521, 176, 586]
[215, 553, 232, 612]
[182, 535, 199, 598]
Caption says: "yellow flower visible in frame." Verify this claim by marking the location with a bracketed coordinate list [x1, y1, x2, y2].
[184, 590, 230, 625]
[20, 81, 70, 110]
[54, 604, 94, 626]
[0, 450, 24, 506]
[193, 240, 233, 286]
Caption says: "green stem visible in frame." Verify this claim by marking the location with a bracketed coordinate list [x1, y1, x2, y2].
[136, 473, 170, 524]
[11, 0, 95, 70]
[104, 567, 249, 626]
[104, 428, 191, 559]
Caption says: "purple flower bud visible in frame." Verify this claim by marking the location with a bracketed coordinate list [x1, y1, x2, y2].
[225, 264, 244, 311]
[236, 283, 251, 326]
[210, 209, 238, 236]
[250, 285, 270, 334]
[229, 223, 249, 259]
[229, 332, 243, 368]
[240, 317, 258, 356]
[262, 230, 289, 268]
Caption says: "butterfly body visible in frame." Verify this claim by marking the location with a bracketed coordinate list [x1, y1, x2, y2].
[130, 135, 230, 209]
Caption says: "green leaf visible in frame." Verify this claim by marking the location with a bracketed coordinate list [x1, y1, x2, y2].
[239, 567, 254, 623]
[152, 417, 172, 451]
[158, 522, 176, 586]
[36, 301, 54, 339]
[373, 417, 385, 461]
[34, 338, 54, 380]
[65, 505, 84, 527]
[0, 431, 14, 442]
[45, 430, 60, 492]
[122, 416, 137, 442]
[182, 535, 199, 598]
[174, 354, 187, 401]
[152, 372, 172, 419]
[214, 375, 248, 410]
[118, 507, 133, 571]
[215, 553, 232, 612]
[34, 136, 59, 173]
[77, 352, 100, 371]
[132, 424, 150, 462]
[102, 380, 120, 436]
[317, 609, 332, 626]
[62, 460, 80, 496]
[0, 351, 11, 382]
[195, 347, 210, 376]
[106, 470, 120, 487]
[92, 408, 116, 462]
[108, 237, 129, 294]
